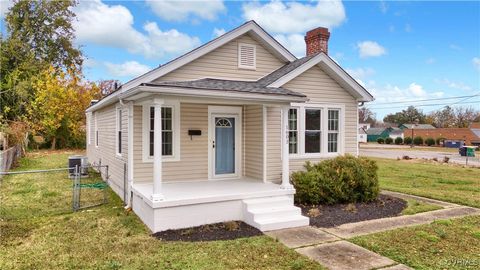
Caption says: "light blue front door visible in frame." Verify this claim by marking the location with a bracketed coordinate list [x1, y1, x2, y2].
[215, 117, 235, 175]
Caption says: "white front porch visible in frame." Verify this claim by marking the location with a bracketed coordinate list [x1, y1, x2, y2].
[131, 178, 308, 232]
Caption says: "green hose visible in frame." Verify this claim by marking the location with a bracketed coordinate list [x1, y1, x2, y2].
[76, 182, 108, 189]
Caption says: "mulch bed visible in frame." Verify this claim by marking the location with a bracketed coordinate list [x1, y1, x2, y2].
[153, 221, 263, 242]
[297, 194, 407, 228]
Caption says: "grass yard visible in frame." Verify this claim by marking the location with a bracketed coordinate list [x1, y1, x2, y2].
[351, 216, 480, 270]
[375, 158, 480, 208]
[401, 199, 442, 215]
[0, 150, 323, 270]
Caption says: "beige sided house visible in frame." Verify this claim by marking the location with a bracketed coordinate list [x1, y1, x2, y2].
[85, 21, 374, 233]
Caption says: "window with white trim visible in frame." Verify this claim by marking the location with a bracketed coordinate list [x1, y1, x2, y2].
[288, 109, 298, 154]
[287, 104, 343, 156]
[116, 108, 122, 155]
[94, 112, 99, 147]
[148, 107, 173, 156]
[142, 102, 180, 162]
[305, 109, 322, 153]
[86, 113, 91, 145]
[328, 109, 339, 153]
[238, 43, 256, 70]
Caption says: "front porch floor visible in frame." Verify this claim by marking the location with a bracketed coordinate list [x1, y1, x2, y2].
[132, 178, 295, 208]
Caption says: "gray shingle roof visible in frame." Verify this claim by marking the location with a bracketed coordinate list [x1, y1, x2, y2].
[401, 124, 436, 129]
[142, 78, 307, 98]
[366, 128, 386, 135]
[257, 54, 317, 85]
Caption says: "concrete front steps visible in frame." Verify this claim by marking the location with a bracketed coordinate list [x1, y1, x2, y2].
[242, 196, 309, 231]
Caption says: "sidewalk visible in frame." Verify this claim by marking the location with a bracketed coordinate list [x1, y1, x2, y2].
[266, 192, 480, 270]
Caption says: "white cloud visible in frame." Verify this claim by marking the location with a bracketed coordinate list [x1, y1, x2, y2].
[425, 57, 436, 64]
[449, 44, 462, 51]
[73, 0, 201, 59]
[346, 67, 375, 80]
[388, 25, 395, 33]
[379, 1, 388, 14]
[242, 0, 346, 34]
[368, 82, 444, 104]
[473, 57, 480, 71]
[357, 41, 387, 58]
[104, 61, 150, 78]
[274, 33, 305, 57]
[404, 23, 412, 33]
[436, 79, 472, 92]
[146, 0, 225, 22]
[0, 0, 13, 18]
[213, 28, 226, 38]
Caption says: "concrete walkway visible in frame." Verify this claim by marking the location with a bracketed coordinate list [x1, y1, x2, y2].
[266, 192, 480, 270]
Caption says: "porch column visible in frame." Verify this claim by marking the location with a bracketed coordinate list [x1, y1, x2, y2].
[151, 99, 164, 202]
[281, 106, 293, 189]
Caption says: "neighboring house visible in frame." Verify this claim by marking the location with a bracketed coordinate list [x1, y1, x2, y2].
[408, 128, 480, 146]
[366, 127, 403, 142]
[399, 123, 436, 130]
[85, 21, 373, 233]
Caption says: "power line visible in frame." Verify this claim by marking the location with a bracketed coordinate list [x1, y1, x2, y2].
[368, 93, 480, 106]
[366, 99, 480, 110]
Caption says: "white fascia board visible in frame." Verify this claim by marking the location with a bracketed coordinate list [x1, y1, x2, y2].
[268, 53, 374, 102]
[122, 85, 308, 104]
[87, 21, 297, 113]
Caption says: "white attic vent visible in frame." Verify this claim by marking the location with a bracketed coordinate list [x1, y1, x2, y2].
[238, 43, 256, 70]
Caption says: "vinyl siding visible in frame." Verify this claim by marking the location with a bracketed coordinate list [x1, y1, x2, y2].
[153, 34, 285, 82]
[86, 104, 128, 200]
[267, 65, 359, 175]
[244, 105, 263, 180]
[133, 103, 209, 183]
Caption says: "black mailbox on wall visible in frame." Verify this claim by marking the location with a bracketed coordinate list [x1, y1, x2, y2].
[188, 129, 201, 139]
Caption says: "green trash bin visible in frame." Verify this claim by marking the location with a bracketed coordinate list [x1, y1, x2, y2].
[466, 147, 475, 157]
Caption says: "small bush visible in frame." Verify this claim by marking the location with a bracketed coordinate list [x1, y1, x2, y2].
[425, 137, 435, 146]
[436, 137, 446, 146]
[291, 155, 379, 205]
[394, 137, 403, 145]
[413, 136, 424, 145]
[385, 137, 393, 144]
[377, 137, 385, 144]
[404, 136, 413, 145]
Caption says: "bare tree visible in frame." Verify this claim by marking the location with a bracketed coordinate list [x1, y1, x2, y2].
[97, 79, 120, 97]
[454, 106, 479, 127]
[358, 107, 377, 126]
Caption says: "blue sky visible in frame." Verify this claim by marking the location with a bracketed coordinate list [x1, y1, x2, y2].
[1, 0, 479, 119]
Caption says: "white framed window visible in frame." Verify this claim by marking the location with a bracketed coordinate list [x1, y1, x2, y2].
[86, 112, 92, 145]
[142, 101, 180, 162]
[116, 107, 122, 156]
[94, 112, 99, 148]
[238, 43, 256, 70]
[287, 103, 344, 158]
[288, 108, 298, 154]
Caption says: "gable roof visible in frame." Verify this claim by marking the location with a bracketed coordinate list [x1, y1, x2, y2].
[366, 128, 386, 135]
[266, 53, 374, 102]
[142, 78, 307, 98]
[88, 20, 296, 112]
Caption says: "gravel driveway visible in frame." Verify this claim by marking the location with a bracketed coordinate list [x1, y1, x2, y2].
[359, 145, 480, 167]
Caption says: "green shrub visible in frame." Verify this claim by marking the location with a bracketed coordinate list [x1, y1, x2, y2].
[291, 155, 379, 205]
[413, 136, 424, 145]
[377, 137, 385, 144]
[404, 136, 413, 145]
[385, 137, 393, 144]
[394, 137, 403, 145]
[436, 137, 446, 145]
[425, 137, 435, 146]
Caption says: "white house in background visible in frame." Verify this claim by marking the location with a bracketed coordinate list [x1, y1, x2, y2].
[85, 21, 374, 233]
[358, 127, 368, 143]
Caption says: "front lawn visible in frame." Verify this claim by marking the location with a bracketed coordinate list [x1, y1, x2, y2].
[0, 150, 323, 269]
[351, 216, 480, 270]
[375, 158, 480, 208]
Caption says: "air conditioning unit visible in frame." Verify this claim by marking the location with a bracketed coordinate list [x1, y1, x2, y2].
[68, 155, 88, 178]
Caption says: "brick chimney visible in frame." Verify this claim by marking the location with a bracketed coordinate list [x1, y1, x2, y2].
[304, 27, 330, 56]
